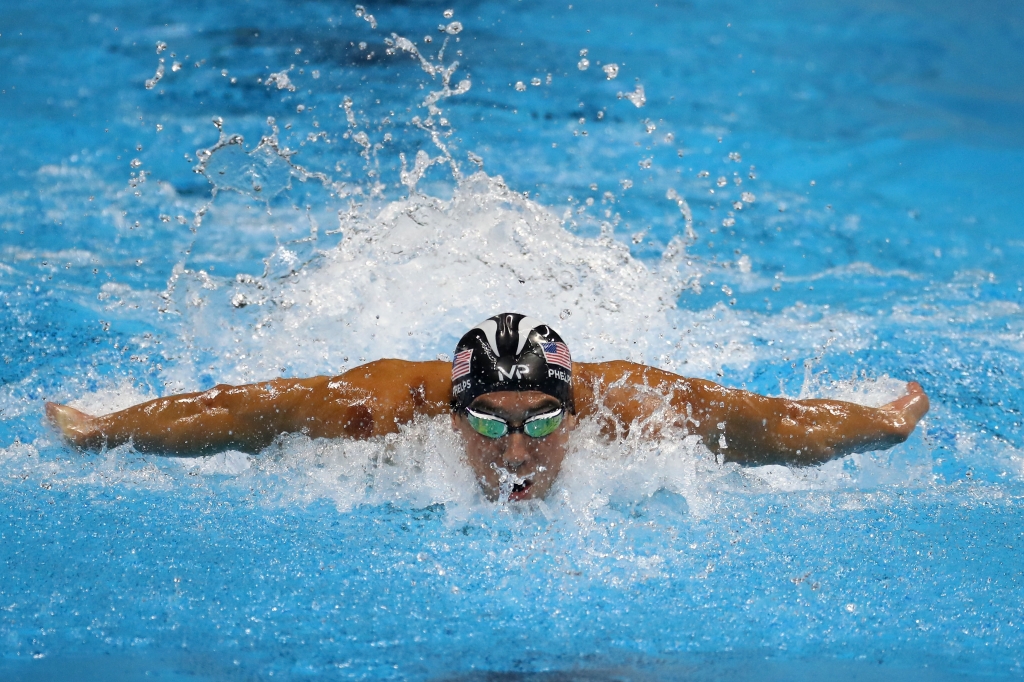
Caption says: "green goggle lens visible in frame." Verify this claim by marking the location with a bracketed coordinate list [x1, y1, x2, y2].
[466, 411, 510, 438]
[523, 411, 564, 438]
[465, 408, 564, 439]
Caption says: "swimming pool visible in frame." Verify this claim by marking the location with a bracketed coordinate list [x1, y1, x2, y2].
[1, 0, 1022, 679]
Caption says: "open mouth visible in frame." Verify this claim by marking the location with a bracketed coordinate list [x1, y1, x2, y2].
[509, 479, 533, 500]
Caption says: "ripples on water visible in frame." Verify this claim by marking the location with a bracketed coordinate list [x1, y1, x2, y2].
[1, 1, 1022, 680]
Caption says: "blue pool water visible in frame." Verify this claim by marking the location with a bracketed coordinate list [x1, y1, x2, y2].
[2, 0, 1023, 680]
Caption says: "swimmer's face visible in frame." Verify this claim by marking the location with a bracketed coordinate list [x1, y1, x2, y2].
[451, 390, 576, 502]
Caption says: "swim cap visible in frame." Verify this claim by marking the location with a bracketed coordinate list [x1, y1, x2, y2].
[450, 313, 574, 414]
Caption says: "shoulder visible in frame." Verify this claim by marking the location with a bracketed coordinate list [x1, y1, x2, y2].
[329, 359, 451, 411]
[572, 361, 702, 418]
[574, 360, 699, 390]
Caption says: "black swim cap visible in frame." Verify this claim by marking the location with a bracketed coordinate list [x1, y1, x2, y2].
[450, 313, 574, 414]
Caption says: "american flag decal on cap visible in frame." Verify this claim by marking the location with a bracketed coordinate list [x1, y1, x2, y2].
[452, 349, 473, 380]
[541, 342, 571, 370]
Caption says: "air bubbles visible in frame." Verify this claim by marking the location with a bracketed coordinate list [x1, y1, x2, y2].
[135, 144, 143, 151]
[620, 178, 633, 190]
[442, 21, 463, 35]
[155, 41, 167, 54]
[514, 81, 526, 92]
[644, 120, 656, 134]
[130, 159, 142, 168]
[577, 48, 590, 71]
[155, 124, 163, 132]
[602, 63, 619, 79]
[722, 217, 736, 227]
[716, 176, 727, 187]
[171, 62, 182, 72]
[560, 309, 571, 320]
[296, 104, 306, 113]
[728, 151, 742, 162]
[741, 192, 756, 203]
[531, 77, 542, 87]
[443, 9, 454, 18]
[638, 158, 652, 169]
[698, 170, 710, 178]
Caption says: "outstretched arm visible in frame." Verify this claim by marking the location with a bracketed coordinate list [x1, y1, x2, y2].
[574, 361, 929, 466]
[46, 359, 452, 456]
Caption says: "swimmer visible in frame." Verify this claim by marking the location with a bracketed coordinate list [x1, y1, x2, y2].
[46, 312, 929, 501]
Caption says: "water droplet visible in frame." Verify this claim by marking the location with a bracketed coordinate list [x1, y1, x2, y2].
[155, 41, 167, 54]
[531, 77, 541, 86]
[602, 63, 619, 79]
[698, 170, 709, 178]
[741, 192, 756, 203]
[728, 151, 742, 162]
[644, 120, 656, 133]
[716, 176, 727, 187]
[155, 124, 163, 132]
[620, 179, 633, 190]
[443, 8, 454, 18]
[618, 83, 645, 107]
[514, 81, 526, 92]
[577, 58, 590, 71]
[444, 21, 462, 35]
[722, 217, 735, 227]
[296, 104, 305, 112]
[311, 70, 320, 79]
[130, 159, 142, 168]
[638, 158, 652, 169]
[171, 62, 182, 72]
[560, 309, 571, 320]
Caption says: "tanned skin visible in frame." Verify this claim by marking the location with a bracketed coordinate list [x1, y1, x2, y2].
[46, 359, 929, 483]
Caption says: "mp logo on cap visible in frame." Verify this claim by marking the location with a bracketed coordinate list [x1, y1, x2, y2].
[497, 364, 531, 381]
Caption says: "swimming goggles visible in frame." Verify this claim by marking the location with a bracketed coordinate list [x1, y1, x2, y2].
[464, 407, 564, 439]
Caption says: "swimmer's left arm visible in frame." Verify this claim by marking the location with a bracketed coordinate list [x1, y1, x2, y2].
[680, 378, 929, 465]
[575, 361, 929, 466]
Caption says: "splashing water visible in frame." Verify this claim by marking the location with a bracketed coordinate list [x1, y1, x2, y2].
[2, 1, 1024, 680]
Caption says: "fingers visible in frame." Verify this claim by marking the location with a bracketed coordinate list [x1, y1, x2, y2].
[45, 402, 99, 447]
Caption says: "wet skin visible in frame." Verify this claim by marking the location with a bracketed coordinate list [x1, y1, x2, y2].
[451, 391, 577, 501]
[45, 359, 930, 500]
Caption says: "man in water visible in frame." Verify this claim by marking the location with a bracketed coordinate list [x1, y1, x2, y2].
[47, 312, 929, 501]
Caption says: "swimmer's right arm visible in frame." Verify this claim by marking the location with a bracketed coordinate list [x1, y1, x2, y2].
[45, 359, 452, 456]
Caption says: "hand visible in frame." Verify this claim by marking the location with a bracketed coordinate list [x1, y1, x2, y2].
[45, 402, 99, 448]
[880, 381, 930, 439]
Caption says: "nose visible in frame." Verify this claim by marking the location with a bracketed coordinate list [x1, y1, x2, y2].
[501, 433, 530, 469]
